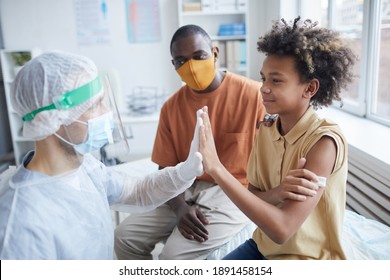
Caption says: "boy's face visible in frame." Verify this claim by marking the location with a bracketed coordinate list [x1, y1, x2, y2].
[260, 55, 310, 116]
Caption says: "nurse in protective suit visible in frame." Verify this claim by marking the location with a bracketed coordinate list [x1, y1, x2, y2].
[0, 51, 203, 259]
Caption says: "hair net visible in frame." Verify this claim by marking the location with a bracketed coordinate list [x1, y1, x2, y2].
[11, 51, 99, 140]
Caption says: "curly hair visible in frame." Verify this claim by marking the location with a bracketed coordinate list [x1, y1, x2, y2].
[257, 17, 357, 108]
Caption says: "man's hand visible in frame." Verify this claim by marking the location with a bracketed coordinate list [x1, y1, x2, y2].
[174, 204, 209, 242]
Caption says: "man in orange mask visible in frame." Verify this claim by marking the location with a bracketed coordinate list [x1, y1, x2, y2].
[114, 25, 266, 260]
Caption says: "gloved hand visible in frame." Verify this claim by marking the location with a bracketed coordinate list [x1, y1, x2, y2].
[178, 109, 204, 181]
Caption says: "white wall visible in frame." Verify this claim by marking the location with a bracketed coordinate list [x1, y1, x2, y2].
[0, 0, 182, 112]
[247, 0, 283, 81]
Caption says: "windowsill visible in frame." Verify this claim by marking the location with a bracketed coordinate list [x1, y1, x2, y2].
[317, 107, 390, 167]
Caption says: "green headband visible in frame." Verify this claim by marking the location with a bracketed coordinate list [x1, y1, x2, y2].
[22, 76, 102, 122]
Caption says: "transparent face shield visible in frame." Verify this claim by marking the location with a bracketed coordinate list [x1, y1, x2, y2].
[23, 75, 130, 166]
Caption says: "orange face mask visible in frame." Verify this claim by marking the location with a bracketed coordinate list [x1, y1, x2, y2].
[176, 52, 215, 91]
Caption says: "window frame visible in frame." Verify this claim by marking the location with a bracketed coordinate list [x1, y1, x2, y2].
[366, 0, 389, 126]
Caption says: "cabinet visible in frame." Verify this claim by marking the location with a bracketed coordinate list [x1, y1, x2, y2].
[177, 0, 249, 76]
[0, 49, 41, 165]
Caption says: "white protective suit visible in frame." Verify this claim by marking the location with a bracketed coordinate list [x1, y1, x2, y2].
[0, 152, 198, 259]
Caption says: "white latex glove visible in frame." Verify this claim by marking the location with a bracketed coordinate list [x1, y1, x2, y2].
[178, 109, 204, 181]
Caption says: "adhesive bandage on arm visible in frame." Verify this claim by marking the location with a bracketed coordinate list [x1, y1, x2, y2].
[317, 176, 327, 188]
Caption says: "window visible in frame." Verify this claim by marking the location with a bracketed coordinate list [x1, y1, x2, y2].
[330, 0, 363, 109]
[300, 0, 390, 127]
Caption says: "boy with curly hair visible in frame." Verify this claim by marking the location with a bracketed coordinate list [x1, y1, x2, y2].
[198, 17, 357, 259]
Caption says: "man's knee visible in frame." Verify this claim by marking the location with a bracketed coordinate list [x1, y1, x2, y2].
[114, 226, 154, 259]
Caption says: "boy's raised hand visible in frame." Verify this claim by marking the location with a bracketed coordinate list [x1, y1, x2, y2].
[198, 106, 222, 176]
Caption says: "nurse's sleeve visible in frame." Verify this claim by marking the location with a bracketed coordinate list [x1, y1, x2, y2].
[109, 162, 195, 213]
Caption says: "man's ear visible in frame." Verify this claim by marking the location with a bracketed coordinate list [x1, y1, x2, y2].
[213, 46, 219, 63]
[304, 78, 320, 98]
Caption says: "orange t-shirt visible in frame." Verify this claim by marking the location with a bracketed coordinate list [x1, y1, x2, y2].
[152, 71, 266, 185]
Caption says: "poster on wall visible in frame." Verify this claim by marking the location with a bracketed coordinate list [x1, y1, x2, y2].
[74, 0, 111, 45]
[125, 0, 161, 43]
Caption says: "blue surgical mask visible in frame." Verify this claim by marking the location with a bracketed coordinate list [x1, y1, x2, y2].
[74, 112, 114, 154]
[56, 112, 114, 155]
